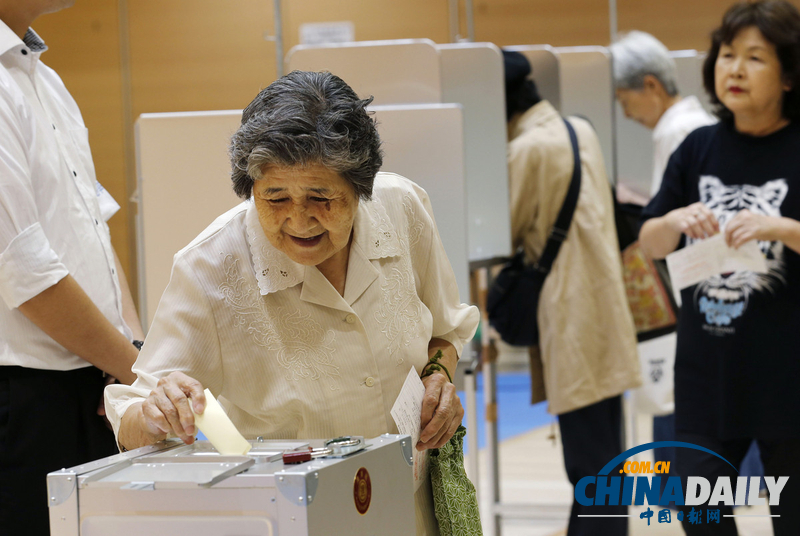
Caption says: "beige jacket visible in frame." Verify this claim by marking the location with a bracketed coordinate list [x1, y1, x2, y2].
[508, 100, 641, 415]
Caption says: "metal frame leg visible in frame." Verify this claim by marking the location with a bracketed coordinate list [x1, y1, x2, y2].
[464, 358, 480, 505]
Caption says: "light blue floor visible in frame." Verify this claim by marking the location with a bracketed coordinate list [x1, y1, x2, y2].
[457, 371, 550, 454]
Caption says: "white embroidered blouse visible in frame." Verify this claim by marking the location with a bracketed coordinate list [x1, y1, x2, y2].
[105, 172, 478, 535]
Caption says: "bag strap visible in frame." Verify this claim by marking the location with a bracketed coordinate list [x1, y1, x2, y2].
[534, 118, 582, 273]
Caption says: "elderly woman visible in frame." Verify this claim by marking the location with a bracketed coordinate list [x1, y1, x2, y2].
[105, 70, 479, 535]
[640, 2, 800, 533]
[610, 30, 716, 197]
[610, 30, 718, 504]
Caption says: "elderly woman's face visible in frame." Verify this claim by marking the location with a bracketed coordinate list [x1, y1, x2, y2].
[253, 163, 358, 268]
[616, 86, 661, 130]
[715, 26, 790, 122]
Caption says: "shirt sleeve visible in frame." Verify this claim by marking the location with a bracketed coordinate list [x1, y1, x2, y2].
[0, 88, 68, 309]
[641, 133, 693, 224]
[105, 254, 223, 442]
[407, 182, 479, 358]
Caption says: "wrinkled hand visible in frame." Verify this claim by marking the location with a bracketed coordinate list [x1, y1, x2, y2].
[724, 209, 779, 249]
[140, 372, 206, 445]
[666, 202, 720, 240]
[418, 372, 463, 451]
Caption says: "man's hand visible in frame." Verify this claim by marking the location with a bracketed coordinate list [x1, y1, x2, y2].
[97, 375, 117, 429]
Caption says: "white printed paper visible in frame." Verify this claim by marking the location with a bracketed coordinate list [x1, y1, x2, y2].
[666, 234, 768, 304]
[299, 21, 355, 45]
[190, 389, 251, 456]
[390, 367, 429, 492]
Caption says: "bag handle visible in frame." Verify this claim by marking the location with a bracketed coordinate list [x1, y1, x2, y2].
[533, 118, 582, 274]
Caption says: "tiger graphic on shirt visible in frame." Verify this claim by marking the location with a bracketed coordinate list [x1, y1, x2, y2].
[689, 176, 788, 334]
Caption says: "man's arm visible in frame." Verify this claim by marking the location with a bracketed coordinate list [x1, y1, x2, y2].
[17, 273, 139, 384]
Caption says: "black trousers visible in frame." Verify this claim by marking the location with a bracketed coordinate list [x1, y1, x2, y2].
[675, 432, 800, 535]
[558, 395, 627, 536]
[0, 366, 118, 536]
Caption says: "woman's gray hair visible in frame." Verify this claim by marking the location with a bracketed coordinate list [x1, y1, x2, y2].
[609, 31, 679, 96]
[229, 71, 383, 200]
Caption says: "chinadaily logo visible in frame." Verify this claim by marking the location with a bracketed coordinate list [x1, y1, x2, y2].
[575, 442, 789, 526]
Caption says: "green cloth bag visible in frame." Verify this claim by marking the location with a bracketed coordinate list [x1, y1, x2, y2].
[429, 425, 483, 535]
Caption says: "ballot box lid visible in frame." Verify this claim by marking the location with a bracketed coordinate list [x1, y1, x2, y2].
[81, 455, 255, 489]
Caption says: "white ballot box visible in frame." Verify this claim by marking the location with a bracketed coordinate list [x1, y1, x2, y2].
[48, 434, 414, 536]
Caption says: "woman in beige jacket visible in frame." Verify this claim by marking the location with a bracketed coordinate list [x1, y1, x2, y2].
[503, 50, 641, 536]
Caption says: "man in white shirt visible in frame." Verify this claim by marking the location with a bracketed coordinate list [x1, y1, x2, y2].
[610, 30, 716, 197]
[0, 2, 144, 533]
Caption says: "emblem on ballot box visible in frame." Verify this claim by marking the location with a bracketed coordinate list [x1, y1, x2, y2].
[354, 467, 372, 515]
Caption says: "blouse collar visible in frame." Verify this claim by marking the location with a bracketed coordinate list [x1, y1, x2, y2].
[245, 193, 403, 296]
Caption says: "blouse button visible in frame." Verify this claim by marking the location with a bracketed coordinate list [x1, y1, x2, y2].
[345, 314, 356, 324]
[365, 377, 375, 387]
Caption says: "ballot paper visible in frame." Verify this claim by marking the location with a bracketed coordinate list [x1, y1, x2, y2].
[190, 388, 251, 456]
[390, 367, 429, 492]
[666, 234, 768, 304]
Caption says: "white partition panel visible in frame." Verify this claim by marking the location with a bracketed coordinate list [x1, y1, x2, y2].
[615, 51, 712, 198]
[673, 51, 712, 112]
[436, 43, 511, 261]
[135, 111, 243, 327]
[370, 104, 469, 301]
[504, 45, 562, 112]
[556, 46, 616, 182]
[286, 39, 442, 105]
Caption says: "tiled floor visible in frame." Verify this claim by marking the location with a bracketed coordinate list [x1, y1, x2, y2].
[464, 412, 775, 536]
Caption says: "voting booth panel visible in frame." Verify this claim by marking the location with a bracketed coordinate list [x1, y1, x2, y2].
[48, 435, 415, 536]
[371, 104, 470, 301]
[615, 51, 711, 197]
[135, 111, 242, 328]
[286, 39, 442, 105]
[503, 45, 562, 112]
[556, 46, 616, 183]
[288, 39, 513, 263]
[436, 43, 511, 262]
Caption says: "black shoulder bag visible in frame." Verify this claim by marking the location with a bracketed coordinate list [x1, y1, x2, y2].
[487, 118, 581, 347]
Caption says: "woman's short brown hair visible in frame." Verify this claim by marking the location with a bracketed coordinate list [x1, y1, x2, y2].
[702, 0, 800, 122]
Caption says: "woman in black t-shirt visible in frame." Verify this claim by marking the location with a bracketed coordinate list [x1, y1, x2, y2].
[640, 2, 800, 534]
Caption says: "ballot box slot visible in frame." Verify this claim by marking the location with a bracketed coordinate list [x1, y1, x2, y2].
[80, 455, 255, 489]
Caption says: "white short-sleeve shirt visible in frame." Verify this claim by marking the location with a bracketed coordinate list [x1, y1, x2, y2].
[651, 96, 717, 197]
[0, 22, 130, 370]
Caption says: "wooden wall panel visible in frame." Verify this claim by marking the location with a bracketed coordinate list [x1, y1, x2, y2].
[282, 0, 449, 50]
[618, 0, 735, 51]
[618, 0, 800, 52]
[473, 0, 610, 47]
[31, 1, 131, 282]
[28, 0, 800, 312]
[127, 1, 277, 115]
